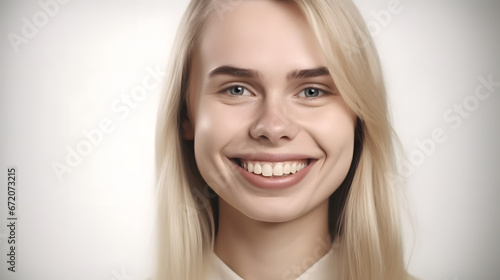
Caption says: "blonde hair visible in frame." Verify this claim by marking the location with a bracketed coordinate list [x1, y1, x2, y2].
[155, 0, 410, 279]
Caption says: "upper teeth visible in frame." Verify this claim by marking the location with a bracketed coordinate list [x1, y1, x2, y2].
[241, 160, 308, 177]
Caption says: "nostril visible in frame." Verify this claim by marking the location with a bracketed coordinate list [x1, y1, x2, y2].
[258, 135, 270, 141]
[249, 111, 299, 143]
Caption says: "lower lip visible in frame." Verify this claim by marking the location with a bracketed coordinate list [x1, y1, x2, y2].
[233, 160, 315, 190]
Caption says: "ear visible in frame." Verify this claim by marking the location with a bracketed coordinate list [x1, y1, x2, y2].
[182, 117, 194, 140]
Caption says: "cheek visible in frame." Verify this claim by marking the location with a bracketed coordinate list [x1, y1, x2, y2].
[300, 102, 356, 187]
[323, 107, 355, 163]
[192, 104, 225, 163]
[322, 111, 355, 156]
[193, 102, 245, 152]
[191, 102, 247, 188]
[300, 102, 355, 153]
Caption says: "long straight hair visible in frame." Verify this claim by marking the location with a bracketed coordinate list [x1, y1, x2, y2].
[155, 0, 409, 279]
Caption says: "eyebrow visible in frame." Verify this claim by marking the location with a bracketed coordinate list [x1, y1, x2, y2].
[287, 67, 330, 80]
[208, 65, 330, 80]
[208, 66, 260, 79]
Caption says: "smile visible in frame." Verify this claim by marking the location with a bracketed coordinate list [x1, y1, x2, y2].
[230, 155, 315, 190]
[238, 160, 309, 177]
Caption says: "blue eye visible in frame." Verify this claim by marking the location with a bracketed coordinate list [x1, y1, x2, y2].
[301, 88, 323, 98]
[228, 86, 249, 96]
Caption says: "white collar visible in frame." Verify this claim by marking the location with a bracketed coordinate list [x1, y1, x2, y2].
[206, 246, 339, 280]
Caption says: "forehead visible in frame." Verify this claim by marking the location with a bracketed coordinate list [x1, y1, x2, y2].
[196, 0, 326, 73]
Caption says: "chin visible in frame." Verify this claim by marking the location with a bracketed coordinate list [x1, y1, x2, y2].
[237, 197, 310, 223]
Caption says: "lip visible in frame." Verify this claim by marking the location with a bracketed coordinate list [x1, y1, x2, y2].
[229, 153, 317, 190]
[232, 153, 312, 162]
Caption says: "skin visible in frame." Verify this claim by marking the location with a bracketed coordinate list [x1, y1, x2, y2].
[184, 1, 355, 279]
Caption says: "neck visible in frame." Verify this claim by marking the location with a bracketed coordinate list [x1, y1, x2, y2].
[214, 199, 332, 280]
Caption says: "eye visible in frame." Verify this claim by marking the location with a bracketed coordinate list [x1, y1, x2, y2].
[227, 85, 251, 96]
[300, 87, 325, 98]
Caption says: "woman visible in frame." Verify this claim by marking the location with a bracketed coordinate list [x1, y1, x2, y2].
[155, 0, 414, 279]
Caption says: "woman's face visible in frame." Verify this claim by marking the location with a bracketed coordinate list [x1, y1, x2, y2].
[184, 0, 356, 222]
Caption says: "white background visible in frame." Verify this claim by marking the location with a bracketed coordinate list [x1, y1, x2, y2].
[0, 1, 499, 280]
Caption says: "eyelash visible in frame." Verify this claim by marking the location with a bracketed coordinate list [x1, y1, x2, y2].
[297, 87, 328, 98]
[221, 85, 331, 98]
[224, 85, 252, 96]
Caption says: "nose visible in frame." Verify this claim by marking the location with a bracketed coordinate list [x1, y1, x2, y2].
[249, 100, 299, 144]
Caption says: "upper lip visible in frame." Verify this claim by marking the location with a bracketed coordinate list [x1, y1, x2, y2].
[230, 153, 316, 162]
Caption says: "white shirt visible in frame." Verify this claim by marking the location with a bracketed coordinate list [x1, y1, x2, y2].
[205, 247, 339, 280]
